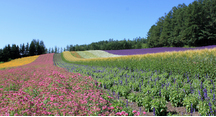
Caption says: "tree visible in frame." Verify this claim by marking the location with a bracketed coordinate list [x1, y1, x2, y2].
[51, 48, 54, 53]
[11, 44, 17, 59]
[39, 40, 46, 54]
[25, 42, 29, 56]
[198, 0, 216, 45]
[57, 47, 60, 53]
[20, 43, 25, 57]
[69, 45, 73, 51]
[54, 46, 57, 53]
[15, 45, 21, 58]
[0, 49, 3, 62]
[159, 11, 173, 47]
[182, 1, 201, 46]
[2, 45, 10, 62]
[147, 25, 157, 47]
[35, 40, 41, 55]
[136, 42, 142, 49]
[29, 40, 36, 56]
[66, 45, 69, 51]
[7, 44, 11, 60]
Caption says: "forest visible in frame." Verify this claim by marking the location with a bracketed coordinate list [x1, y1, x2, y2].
[147, 0, 216, 47]
[0, 39, 46, 62]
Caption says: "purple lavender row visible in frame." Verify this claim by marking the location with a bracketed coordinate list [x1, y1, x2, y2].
[103, 45, 216, 55]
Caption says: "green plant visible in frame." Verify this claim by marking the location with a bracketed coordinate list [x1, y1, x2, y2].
[183, 94, 199, 113]
[151, 96, 167, 116]
[169, 90, 185, 107]
[142, 95, 152, 112]
[127, 92, 137, 102]
[161, 87, 170, 101]
[118, 85, 131, 98]
[197, 100, 209, 116]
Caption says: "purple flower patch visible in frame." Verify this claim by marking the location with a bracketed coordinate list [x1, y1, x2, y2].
[103, 45, 216, 55]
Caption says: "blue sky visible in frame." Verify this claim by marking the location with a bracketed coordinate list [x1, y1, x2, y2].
[0, 0, 195, 50]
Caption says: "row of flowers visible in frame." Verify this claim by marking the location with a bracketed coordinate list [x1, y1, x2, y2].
[0, 53, 148, 116]
[0, 55, 39, 69]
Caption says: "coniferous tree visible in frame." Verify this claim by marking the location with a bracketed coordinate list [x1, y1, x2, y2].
[29, 40, 36, 56]
[15, 45, 20, 58]
[2, 45, 9, 61]
[182, 1, 200, 46]
[51, 48, 54, 53]
[25, 42, 29, 56]
[159, 12, 173, 46]
[0, 49, 3, 62]
[54, 46, 57, 53]
[20, 43, 25, 56]
[57, 47, 60, 53]
[11, 44, 17, 59]
[48, 48, 51, 53]
[199, 0, 216, 45]
[173, 4, 187, 47]
[39, 40, 46, 54]
[147, 16, 165, 48]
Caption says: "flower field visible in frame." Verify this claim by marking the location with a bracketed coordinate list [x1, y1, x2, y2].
[0, 55, 39, 69]
[76, 51, 100, 58]
[62, 48, 216, 78]
[1, 45, 216, 116]
[71, 50, 124, 59]
[85, 50, 124, 58]
[71, 51, 83, 58]
[104, 45, 216, 55]
[55, 47, 216, 116]
[0, 53, 134, 116]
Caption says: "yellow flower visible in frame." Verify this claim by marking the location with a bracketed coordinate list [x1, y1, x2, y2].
[0, 55, 39, 69]
[63, 48, 216, 63]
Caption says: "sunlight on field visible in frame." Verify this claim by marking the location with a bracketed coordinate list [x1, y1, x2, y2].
[64, 48, 216, 62]
[63, 51, 84, 61]
[0, 55, 39, 69]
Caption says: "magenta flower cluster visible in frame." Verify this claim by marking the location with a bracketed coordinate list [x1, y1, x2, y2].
[0, 53, 120, 116]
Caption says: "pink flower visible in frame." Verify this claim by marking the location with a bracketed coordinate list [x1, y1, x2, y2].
[110, 106, 114, 110]
[132, 110, 137, 113]
[50, 97, 54, 101]
[102, 106, 107, 110]
[121, 111, 126, 114]
[124, 113, 128, 116]
[134, 112, 140, 116]
[143, 111, 146, 115]
[116, 112, 122, 116]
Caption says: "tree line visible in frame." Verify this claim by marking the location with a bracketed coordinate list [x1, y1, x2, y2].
[62, 37, 147, 51]
[0, 39, 46, 62]
[147, 0, 216, 47]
